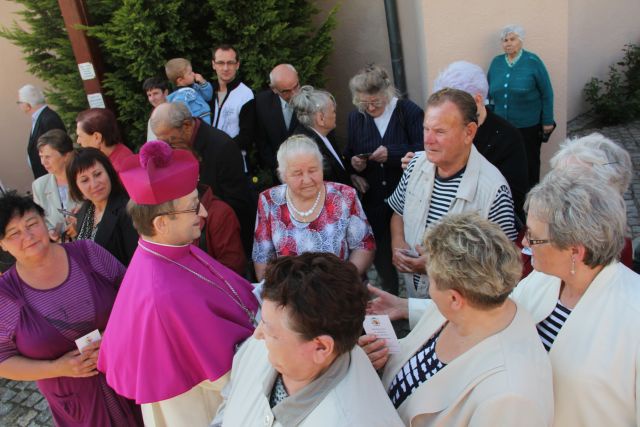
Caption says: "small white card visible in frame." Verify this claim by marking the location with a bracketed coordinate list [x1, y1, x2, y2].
[75, 329, 101, 353]
[363, 315, 400, 354]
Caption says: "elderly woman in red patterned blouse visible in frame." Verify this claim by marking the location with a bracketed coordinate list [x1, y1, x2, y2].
[252, 135, 375, 280]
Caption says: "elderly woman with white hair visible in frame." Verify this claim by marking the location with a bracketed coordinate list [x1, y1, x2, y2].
[513, 170, 640, 426]
[549, 132, 634, 268]
[252, 135, 375, 280]
[488, 24, 555, 190]
[290, 86, 350, 185]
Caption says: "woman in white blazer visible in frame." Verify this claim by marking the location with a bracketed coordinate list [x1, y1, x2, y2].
[30, 129, 78, 241]
[513, 170, 640, 426]
[212, 253, 403, 427]
[362, 213, 553, 426]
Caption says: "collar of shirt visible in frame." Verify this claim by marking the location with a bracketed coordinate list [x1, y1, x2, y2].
[31, 104, 47, 132]
[373, 97, 398, 137]
[311, 128, 345, 169]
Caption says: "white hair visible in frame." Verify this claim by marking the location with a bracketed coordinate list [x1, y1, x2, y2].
[18, 84, 45, 106]
[550, 133, 633, 195]
[290, 85, 335, 128]
[433, 61, 489, 101]
[276, 134, 323, 181]
[500, 24, 525, 42]
[525, 170, 626, 267]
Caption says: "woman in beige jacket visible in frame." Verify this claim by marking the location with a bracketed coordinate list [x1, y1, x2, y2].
[362, 213, 553, 426]
[513, 170, 640, 426]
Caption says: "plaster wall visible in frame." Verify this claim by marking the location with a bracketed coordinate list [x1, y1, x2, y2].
[568, 0, 640, 119]
[0, 1, 46, 192]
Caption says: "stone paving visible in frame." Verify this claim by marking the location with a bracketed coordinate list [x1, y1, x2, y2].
[1, 116, 639, 426]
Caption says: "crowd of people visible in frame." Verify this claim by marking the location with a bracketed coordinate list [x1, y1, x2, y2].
[0, 24, 638, 427]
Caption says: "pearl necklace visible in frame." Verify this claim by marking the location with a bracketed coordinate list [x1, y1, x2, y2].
[138, 242, 257, 327]
[286, 186, 322, 218]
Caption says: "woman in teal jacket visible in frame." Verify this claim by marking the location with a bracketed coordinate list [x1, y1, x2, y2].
[488, 24, 554, 190]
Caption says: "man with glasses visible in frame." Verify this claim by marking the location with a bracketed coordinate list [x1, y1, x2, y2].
[98, 140, 259, 426]
[17, 84, 66, 179]
[255, 64, 301, 182]
[211, 44, 256, 174]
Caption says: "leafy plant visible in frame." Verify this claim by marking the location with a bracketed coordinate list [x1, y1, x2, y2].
[584, 43, 640, 125]
[1, 0, 338, 168]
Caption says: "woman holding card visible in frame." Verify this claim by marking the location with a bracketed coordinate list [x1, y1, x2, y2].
[361, 213, 553, 426]
[0, 191, 142, 426]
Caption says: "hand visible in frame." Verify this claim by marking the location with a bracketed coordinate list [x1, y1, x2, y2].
[367, 284, 408, 321]
[358, 334, 389, 370]
[401, 152, 415, 170]
[542, 124, 555, 133]
[351, 155, 367, 172]
[54, 340, 101, 378]
[369, 145, 388, 163]
[392, 244, 426, 274]
[351, 175, 369, 194]
[194, 73, 205, 84]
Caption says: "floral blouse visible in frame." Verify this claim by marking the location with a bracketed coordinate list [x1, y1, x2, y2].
[252, 182, 375, 263]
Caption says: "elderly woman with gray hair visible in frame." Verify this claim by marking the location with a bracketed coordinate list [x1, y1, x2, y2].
[290, 85, 350, 185]
[488, 24, 555, 190]
[548, 132, 634, 267]
[512, 170, 640, 426]
[361, 212, 553, 426]
[252, 135, 375, 280]
[343, 64, 423, 295]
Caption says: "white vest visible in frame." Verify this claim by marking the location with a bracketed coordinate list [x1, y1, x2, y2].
[403, 145, 509, 296]
[213, 82, 253, 138]
[217, 338, 403, 427]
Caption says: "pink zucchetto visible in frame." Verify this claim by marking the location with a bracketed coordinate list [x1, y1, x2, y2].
[119, 140, 199, 205]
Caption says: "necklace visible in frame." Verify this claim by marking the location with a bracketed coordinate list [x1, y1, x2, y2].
[138, 242, 257, 327]
[286, 186, 322, 218]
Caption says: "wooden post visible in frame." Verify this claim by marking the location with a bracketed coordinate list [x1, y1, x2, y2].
[57, 0, 112, 110]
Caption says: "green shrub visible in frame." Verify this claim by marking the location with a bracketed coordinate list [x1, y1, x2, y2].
[584, 43, 640, 125]
[1, 0, 337, 190]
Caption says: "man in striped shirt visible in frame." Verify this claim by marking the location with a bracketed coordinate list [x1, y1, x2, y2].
[388, 88, 517, 299]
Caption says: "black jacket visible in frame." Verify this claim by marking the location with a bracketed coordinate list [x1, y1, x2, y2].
[76, 192, 138, 266]
[292, 124, 351, 186]
[254, 90, 299, 171]
[192, 119, 257, 255]
[28, 106, 66, 179]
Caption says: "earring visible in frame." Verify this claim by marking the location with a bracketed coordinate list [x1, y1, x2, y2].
[570, 257, 576, 275]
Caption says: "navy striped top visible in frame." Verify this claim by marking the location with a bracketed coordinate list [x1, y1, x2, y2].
[537, 300, 572, 351]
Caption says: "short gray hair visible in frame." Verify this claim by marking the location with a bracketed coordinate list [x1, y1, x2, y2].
[423, 212, 522, 309]
[18, 84, 45, 106]
[349, 64, 397, 111]
[550, 133, 632, 195]
[290, 85, 335, 128]
[269, 64, 297, 87]
[500, 24, 525, 41]
[276, 134, 323, 181]
[127, 198, 175, 237]
[433, 61, 489, 102]
[525, 170, 626, 268]
[150, 102, 193, 132]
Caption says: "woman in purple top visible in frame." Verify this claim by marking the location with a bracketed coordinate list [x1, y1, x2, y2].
[0, 191, 141, 426]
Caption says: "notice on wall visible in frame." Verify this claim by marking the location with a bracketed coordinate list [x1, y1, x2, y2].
[78, 62, 96, 80]
[87, 93, 106, 109]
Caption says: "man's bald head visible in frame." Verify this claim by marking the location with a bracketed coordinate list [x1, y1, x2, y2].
[149, 102, 195, 149]
[269, 64, 300, 102]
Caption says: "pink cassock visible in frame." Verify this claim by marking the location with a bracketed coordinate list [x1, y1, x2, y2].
[97, 239, 259, 404]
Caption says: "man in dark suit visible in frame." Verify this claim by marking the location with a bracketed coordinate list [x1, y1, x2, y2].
[254, 64, 300, 181]
[150, 102, 257, 260]
[18, 85, 66, 179]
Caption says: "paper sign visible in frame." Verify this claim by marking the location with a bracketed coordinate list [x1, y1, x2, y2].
[78, 62, 96, 80]
[87, 93, 106, 109]
[75, 329, 101, 353]
[363, 315, 400, 354]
